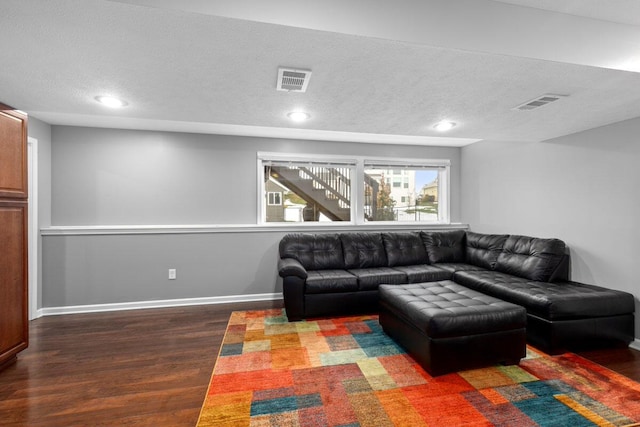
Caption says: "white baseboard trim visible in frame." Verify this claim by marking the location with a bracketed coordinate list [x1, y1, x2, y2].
[630, 339, 640, 351]
[39, 293, 283, 317]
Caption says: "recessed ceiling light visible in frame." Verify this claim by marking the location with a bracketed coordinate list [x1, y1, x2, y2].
[95, 95, 128, 108]
[433, 121, 456, 132]
[287, 111, 310, 122]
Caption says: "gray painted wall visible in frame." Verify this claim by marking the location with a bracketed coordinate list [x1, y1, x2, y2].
[461, 117, 640, 340]
[51, 126, 462, 225]
[42, 231, 284, 307]
[42, 126, 462, 308]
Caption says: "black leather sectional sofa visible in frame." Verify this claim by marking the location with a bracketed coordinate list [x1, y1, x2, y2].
[278, 230, 635, 354]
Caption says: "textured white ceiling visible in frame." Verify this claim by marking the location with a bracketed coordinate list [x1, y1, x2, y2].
[2, 0, 640, 146]
[492, 0, 640, 26]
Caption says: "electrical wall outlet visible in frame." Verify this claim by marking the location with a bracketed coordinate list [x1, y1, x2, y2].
[168, 268, 177, 280]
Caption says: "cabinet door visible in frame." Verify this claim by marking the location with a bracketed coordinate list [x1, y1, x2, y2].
[0, 201, 28, 368]
[0, 105, 28, 199]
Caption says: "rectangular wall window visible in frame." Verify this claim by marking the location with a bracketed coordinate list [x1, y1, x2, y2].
[363, 160, 449, 223]
[260, 155, 356, 223]
[258, 153, 449, 225]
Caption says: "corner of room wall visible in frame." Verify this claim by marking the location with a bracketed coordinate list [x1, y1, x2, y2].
[27, 115, 53, 316]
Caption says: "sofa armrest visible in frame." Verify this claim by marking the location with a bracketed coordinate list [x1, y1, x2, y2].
[278, 258, 308, 279]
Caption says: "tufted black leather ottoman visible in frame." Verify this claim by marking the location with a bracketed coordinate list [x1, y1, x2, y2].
[379, 281, 527, 376]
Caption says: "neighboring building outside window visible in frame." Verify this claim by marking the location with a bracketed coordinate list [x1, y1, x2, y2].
[363, 162, 446, 222]
[265, 180, 289, 222]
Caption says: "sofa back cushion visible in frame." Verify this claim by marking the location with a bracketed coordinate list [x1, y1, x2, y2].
[341, 233, 388, 269]
[465, 232, 508, 270]
[382, 232, 429, 267]
[495, 235, 566, 281]
[421, 230, 466, 264]
[279, 233, 345, 270]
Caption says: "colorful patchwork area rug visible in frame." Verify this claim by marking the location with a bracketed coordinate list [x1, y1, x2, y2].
[197, 309, 640, 426]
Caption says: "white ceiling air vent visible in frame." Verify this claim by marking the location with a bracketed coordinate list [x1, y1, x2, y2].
[513, 94, 568, 111]
[277, 68, 312, 92]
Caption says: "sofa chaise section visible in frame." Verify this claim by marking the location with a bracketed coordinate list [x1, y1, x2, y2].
[454, 270, 635, 353]
[452, 234, 633, 353]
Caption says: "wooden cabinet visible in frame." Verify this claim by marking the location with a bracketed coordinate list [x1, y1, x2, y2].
[0, 107, 28, 199]
[0, 201, 28, 369]
[0, 103, 28, 370]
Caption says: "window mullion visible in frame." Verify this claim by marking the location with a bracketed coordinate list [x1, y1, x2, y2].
[354, 160, 365, 225]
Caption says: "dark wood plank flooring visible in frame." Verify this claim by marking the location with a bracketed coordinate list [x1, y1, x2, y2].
[0, 301, 282, 427]
[0, 300, 638, 426]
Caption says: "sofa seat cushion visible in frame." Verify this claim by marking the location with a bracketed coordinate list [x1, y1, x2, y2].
[453, 270, 526, 293]
[454, 271, 635, 320]
[379, 281, 526, 338]
[347, 267, 407, 291]
[522, 281, 635, 320]
[305, 270, 358, 294]
[392, 265, 452, 283]
[431, 263, 487, 275]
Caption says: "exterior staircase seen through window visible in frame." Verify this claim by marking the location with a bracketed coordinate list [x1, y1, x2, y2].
[268, 166, 380, 221]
